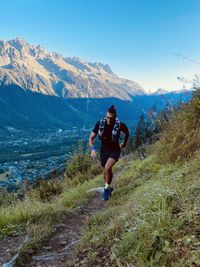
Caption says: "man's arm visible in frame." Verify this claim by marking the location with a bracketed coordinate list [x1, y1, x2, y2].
[89, 121, 99, 158]
[119, 124, 129, 148]
[89, 131, 97, 158]
[89, 131, 97, 146]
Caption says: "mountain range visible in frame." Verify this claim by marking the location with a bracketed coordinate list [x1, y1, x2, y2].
[0, 38, 190, 130]
[0, 38, 145, 99]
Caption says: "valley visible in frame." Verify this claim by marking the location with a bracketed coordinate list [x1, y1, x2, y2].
[0, 126, 92, 188]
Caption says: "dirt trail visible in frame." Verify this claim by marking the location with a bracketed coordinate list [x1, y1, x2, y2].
[1, 159, 130, 267]
[0, 191, 106, 267]
[0, 234, 24, 265]
[25, 191, 105, 267]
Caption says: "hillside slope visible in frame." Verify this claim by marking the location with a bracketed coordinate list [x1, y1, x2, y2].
[0, 92, 199, 266]
[76, 154, 200, 266]
[0, 150, 200, 266]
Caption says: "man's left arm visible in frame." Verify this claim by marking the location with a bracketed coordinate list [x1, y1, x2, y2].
[119, 123, 129, 148]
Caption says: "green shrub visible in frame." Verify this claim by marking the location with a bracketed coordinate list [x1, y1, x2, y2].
[65, 142, 101, 182]
[65, 143, 92, 178]
[29, 177, 64, 201]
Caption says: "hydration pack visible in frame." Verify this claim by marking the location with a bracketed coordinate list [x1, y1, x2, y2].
[98, 118, 121, 141]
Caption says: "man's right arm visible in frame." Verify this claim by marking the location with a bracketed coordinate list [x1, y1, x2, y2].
[119, 123, 129, 148]
[89, 131, 97, 159]
[89, 120, 99, 158]
[89, 131, 97, 147]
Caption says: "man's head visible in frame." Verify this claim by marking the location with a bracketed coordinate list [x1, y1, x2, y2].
[106, 105, 117, 125]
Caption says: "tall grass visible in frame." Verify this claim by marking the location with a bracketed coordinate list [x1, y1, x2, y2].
[156, 91, 200, 162]
[77, 153, 200, 266]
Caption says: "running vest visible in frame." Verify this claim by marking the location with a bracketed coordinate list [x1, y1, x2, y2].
[98, 118, 121, 142]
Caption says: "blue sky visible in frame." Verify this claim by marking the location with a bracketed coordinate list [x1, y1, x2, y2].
[1, 0, 200, 92]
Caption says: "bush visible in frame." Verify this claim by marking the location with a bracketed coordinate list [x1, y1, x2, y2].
[29, 175, 64, 201]
[65, 142, 101, 182]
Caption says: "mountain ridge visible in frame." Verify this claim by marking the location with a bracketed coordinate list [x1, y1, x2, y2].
[0, 38, 145, 100]
[0, 38, 190, 130]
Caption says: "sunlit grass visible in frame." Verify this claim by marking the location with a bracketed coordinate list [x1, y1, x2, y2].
[0, 174, 103, 234]
[78, 152, 200, 266]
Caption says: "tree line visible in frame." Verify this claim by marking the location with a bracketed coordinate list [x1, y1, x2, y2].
[124, 99, 183, 155]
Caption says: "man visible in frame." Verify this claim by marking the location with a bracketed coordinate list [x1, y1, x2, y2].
[89, 105, 129, 201]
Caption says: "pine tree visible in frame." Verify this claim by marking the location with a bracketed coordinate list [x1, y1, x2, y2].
[133, 113, 146, 149]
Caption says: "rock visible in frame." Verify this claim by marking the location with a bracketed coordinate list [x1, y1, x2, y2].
[88, 187, 104, 193]
[2, 253, 19, 267]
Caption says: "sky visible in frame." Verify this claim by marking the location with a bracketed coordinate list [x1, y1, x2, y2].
[1, 0, 200, 92]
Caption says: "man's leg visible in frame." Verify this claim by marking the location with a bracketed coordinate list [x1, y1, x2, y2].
[104, 158, 117, 185]
[102, 158, 117, 200]
[103, 168, 113, 184]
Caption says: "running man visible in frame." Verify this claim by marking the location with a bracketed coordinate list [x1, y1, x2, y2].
[89, 105, 129, 200]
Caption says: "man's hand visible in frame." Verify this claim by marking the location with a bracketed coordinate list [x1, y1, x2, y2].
[91, 149, 97, 159]
[120, 142, 126, 148]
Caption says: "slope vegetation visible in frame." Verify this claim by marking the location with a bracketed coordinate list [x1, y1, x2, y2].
[0, 91, 200, 266]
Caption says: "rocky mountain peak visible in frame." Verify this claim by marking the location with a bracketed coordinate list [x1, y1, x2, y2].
[88, 62, 114, 75]
[0, 39, 11, 51]
[7, 38, 31, 56]
[0, 38, 145, 100]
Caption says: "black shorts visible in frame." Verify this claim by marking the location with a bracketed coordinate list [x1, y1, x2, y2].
[100, 150, 121, 167]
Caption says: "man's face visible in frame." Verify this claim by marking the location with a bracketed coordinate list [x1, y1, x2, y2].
[106, 112, 116, 125]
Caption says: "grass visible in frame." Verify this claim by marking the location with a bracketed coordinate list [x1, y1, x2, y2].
[0, 172, 104, 266]
[77, 152, 200, 267]
[0, 145, 103, 265]
[1, 148, 200, 267]
[156, 93, 200, 163]
[1, 152, 200, 266]
[0, 174, 104, 233]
